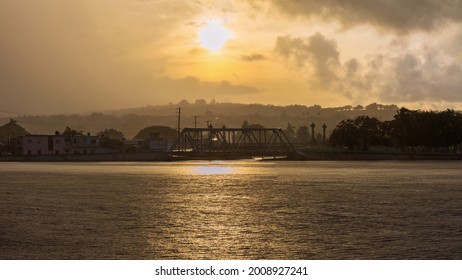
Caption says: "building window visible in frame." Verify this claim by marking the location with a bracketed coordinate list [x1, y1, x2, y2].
[27, 150, 31, 155]
[55, 150, 60, 155]
[37, 150, 41, 155]
[48, 136, 53, 151]
[27, 139, 32, 144]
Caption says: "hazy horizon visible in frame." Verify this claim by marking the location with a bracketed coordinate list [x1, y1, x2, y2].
[2, 1, 462, 115]
[1, 99, 405, 118]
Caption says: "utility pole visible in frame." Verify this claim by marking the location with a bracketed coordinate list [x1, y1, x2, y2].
[177, 107, 181, 137]
[6, 124, 9, 154]
[192, 115, 199, 143]
[193, 116, 198, 128]
[12, 131, 15, 156]
[311, 122, 316, 145]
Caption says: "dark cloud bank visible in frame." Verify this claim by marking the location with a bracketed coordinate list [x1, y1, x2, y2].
[269, 0, 462, 104]
[267, 0, 462, 32]
[275, 32, 462, 103]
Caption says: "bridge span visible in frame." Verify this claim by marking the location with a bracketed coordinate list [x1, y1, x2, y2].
[169, 127, 295, 159]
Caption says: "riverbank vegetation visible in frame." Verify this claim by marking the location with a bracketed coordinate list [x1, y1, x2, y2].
[329, 108, 462, 152]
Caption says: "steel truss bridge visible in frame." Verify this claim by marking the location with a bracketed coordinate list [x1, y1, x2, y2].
[169, 128, 295, 158]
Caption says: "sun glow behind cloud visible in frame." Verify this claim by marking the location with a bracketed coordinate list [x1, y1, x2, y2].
[198, 19, 233, 52]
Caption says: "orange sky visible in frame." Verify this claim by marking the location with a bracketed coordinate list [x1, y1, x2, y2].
[1, 0, 462, 114]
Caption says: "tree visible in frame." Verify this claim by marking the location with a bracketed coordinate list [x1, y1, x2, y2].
[62, 126, 83, 137]
[241, 120, 265, 129]
[329, 116, 382, 150]
[354, 116, 382, 150]
[178, 99, 190, 106]
[378, 120, 394, 147]
[390, 108, 418, 149]
[98, 129, 125, 153]
[437, 110, 462, 150]
[366, 103, 379, 111]
[316, 133, 323, 144]
[194, 99, 207, 106]
[330, 108, 462, 151]
[329, 119, 359, 149]
[133, 126, 177, 140]
[98, 128, 124, 140]
[295, 126, 309, 145]
[0, 119, 30, 154]
[0, 119, 29, 142]
[284, 122, 295, 141]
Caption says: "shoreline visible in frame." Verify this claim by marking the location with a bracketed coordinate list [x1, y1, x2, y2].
[2, 149, 462, 162]
[292, 149, 462, 161]
[1, 152, 172, 162]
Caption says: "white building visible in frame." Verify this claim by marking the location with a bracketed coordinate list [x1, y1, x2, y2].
[21, 134, 68, 155]
[21, 133, 102, 155]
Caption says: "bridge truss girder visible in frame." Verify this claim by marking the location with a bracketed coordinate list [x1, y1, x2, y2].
[169, 128, 294, 155]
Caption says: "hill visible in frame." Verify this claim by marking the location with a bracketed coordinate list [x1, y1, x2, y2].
[0, 119, 29, 142]
[0, 101, 400, 139]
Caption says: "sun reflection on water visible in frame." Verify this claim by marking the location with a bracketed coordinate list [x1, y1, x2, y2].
[193, 165, 235, 175]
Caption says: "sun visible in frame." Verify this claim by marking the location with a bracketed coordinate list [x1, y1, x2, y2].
[199, 19, 233, 52]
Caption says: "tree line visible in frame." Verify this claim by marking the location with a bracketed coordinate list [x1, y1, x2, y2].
[242, 120, 324, 146]
[329, 108, 462, 151]
[1, 102, 399, 139]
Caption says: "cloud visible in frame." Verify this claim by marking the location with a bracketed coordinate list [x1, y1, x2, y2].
[373, 50, 462, 103]
[275, 32, 462, 104]
[275, 33, 340, 86]
[264, 0, 462, 32]
[159, 76, 259, 96]
[241, 53, 267, 62]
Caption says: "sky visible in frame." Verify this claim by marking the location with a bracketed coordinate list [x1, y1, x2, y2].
[1, 0, 462, 115]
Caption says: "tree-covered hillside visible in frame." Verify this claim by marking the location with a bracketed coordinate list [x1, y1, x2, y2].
[0, 101, 403, 139]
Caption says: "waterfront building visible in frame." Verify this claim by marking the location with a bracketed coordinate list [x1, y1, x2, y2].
[19, 132, 103, 155]
[21, 134, 68, 155]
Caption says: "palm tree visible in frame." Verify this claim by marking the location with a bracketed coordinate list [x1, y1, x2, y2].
[284, 122, 295, 141]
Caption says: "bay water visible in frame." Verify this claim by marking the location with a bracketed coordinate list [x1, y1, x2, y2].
[1, 160, 461, 259]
